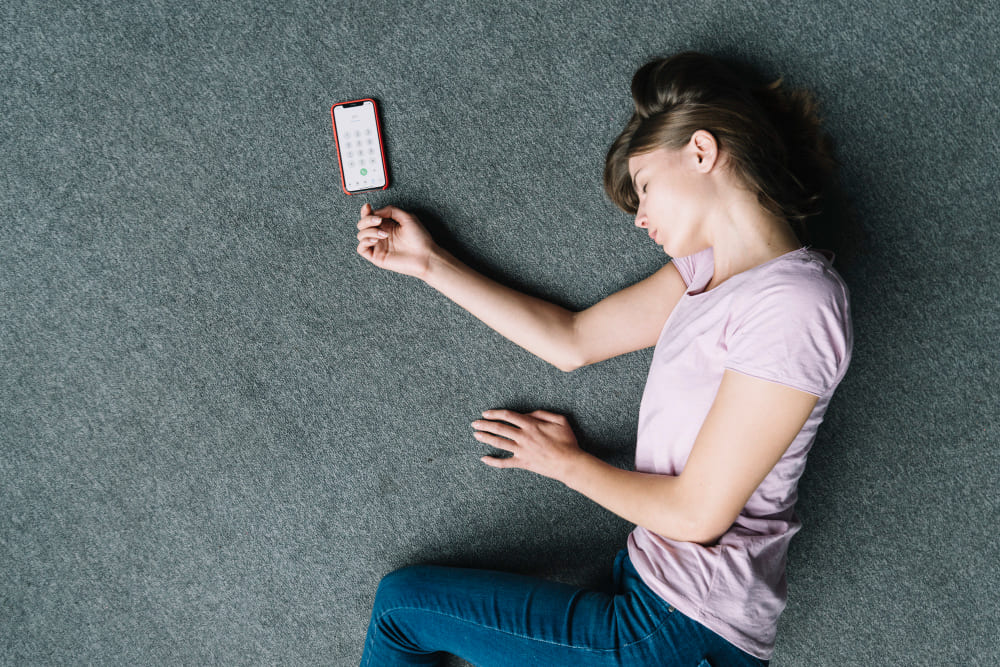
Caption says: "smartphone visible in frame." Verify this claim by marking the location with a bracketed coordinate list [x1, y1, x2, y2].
[330, 98, 389, 194]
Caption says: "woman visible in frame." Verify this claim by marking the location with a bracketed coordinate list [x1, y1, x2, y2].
[354, 51, 853, 666]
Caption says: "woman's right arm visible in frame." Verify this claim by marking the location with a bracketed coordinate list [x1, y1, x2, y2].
[356, 203, 578, 371]
[356, 204, 684, 372]
[422, 244, 580, 372]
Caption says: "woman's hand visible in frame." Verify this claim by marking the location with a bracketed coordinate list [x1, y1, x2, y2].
[471, 409, 587, 483]
[356, 203, 439, 280]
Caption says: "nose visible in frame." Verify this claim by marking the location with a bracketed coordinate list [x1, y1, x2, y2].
[633, 199, 648, 228]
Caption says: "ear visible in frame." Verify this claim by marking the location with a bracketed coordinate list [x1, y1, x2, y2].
[689, 130, 720, 172]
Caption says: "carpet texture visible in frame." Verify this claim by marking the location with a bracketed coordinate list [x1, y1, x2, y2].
[2, 1, 998, 664]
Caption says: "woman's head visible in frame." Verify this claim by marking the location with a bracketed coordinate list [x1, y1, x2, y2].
[625, 131, 730, 257]
[605, 52, 840, 252]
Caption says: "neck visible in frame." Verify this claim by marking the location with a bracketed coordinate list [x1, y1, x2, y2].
[703, 196, 802, 289]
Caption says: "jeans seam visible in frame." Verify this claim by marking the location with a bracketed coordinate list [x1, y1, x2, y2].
[375, 603, 673, 654]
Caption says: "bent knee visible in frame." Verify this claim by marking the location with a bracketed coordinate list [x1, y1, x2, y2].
[372, 564, 440, 615]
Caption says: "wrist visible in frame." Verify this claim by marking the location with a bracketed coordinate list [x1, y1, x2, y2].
[559, 450, 600, 489]
[422, 245, 455, 285]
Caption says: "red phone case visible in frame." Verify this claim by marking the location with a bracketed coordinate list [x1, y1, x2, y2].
[330, 98, 389, 195]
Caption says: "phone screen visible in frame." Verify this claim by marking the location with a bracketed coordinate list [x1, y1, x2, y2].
[332, 100, 387, 193]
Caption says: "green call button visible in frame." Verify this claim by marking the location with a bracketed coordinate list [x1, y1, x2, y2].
[360, 168, 368, 175]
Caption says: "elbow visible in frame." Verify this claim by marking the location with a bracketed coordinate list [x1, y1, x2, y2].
[558, 359, 581, 373]
[558, 341, 588, 373]
[557, 355, 588, 373]
[646, 514, 715, 545]
[557, 313, 591, 373]
[664, 492, 732, 545]
[665, 477, 737, 545]
[554, 345, 586, 372]
[685, 524, 729, 547]
[683, 510, 734, 546]
[559, 313, 588, 373]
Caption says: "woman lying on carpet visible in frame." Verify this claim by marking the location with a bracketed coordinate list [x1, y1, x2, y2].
[353, 51, 853, 667]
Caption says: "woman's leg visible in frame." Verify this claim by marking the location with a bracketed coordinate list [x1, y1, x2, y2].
[360, 549, 760, 667]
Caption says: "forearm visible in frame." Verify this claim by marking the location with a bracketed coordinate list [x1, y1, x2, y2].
[423, 246, 580, 372]
[562, 453, 706, 543]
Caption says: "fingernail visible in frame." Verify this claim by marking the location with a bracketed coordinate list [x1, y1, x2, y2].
[377, 230, 388, 238]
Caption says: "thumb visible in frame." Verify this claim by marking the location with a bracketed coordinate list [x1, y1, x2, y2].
[374, 205, 415, 226]
[481, 455, 513, 469]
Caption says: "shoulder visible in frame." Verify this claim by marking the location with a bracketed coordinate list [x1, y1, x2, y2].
[725, 249, 853, 396]
[740, 248, 850, 318]
[670, 247, 714, 287]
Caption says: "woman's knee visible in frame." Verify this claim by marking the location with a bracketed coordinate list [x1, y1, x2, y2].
[372, 564, 438, 616]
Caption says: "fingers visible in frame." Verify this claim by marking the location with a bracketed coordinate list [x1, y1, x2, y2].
[356, 203, 389, 256]
[480, 409, 529, 428]
[472, 419, 519, 442]
[372, 204, 415, 224]
[357, 202, 384, 230]
[481, 455, 516, 469]
[356, 203, 416, 232]
[357, 213, 385, 231]
[472, 430, 516, 451]
[473, 414, 521, 463]
[529, 410, 568, 424]
[357, 235, 384, 250]
[481, 408, 567, 426]
[357, 226, 389, 244]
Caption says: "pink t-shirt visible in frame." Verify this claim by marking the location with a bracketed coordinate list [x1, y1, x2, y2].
[627, 246, 853, 660]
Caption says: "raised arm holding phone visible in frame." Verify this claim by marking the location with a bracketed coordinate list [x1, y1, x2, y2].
[357, 51, 854, 667]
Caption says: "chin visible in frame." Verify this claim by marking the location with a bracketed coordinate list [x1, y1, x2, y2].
[668, 239, 709, 259]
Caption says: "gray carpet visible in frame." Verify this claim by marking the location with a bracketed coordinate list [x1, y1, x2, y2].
[3, 1, 998, 665]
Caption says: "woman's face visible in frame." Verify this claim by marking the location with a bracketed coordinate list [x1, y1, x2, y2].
[627, 134, 717, 257]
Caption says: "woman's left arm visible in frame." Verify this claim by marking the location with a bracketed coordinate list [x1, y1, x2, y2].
[472, 369, 818, 545]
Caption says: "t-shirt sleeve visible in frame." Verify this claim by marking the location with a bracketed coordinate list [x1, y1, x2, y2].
[670, 249, 709, 287]
[724, 275, 852, 397]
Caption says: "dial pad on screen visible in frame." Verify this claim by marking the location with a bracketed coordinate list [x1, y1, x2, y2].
[341, 127, 383, 191]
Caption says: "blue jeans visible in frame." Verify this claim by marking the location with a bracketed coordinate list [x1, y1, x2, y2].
[361, 548, 767, 666]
